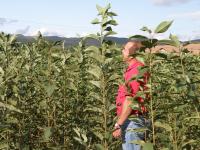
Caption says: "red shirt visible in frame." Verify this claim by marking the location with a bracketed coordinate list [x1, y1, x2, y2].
[116, 60, 149, 116]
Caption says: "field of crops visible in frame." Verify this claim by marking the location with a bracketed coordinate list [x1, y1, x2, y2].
[0, 4, 200, 150]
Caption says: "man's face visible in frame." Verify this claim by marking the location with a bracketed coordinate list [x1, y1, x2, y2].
[122, 41, 141, 61]
[122, 44, 130, 61]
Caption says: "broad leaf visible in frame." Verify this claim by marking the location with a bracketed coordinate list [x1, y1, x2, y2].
[154, 20, 173, 33]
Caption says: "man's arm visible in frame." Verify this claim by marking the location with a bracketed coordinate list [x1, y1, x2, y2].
[116, 96, 138, 125]
[113, 96, 134, 138]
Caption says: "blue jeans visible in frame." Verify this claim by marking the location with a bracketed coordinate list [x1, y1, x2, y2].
[121, 117, 148, 150]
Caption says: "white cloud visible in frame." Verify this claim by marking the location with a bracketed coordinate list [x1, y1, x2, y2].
[31, 28, 64, 37]
[141, 29, 200, 41]
[154, 33, 169, 40]
[0, 17, 18, 26]
[176, 34, 191, 41]
[151, 0, 194, 6]
[75, 32, 92, 37]
[191, 29, 200, 40]
[30, 28, 93, 37]
[0, 18, 7, 25]
[15, 26, 30, 35]
[168, 11, 200, 20]
[153, 33, 199, 41]
[172, 29, 200, 41]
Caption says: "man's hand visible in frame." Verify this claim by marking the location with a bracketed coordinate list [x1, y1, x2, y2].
[112, 128, 122, 138]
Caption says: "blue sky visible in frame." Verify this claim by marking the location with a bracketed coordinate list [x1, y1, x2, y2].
[0, 0, 199, 40]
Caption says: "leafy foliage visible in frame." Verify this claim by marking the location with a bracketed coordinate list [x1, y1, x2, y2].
[0, 4, 199, 150]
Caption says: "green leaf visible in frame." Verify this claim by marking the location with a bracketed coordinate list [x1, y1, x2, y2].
[88, 53, 104, 63]
[141, 39, 158, 48]
[104, 58, 113, 64]
[154, 121, 172, 132]
[73, 137, 86, 146]
[182, 139, 196, 147]
[96, 5, 104, 15]
[44, 83, 57, 97]
[53, 40, 62, 46]
[169, 34, 180, 47]
[95, 144, 104, 150]
[107, 73, 121, 82]
[127, 127, 149, 133]
[103, 20, 118, 27]
[154, 20, 173, 33]
[105, 31, 117, 37]
[89, 80, 101, 88]
[0, 67, 4, 76]
[81, 133, 88, 143]
[21, 145, 30, 150]
[10, 34, 17, 44]
[129, 140, 145, 145]
[184, 116, 200, 120]
[42, 127, 52, 142]
[141, 26, 152, 33]
[87, 65, 103, 79]
[89, 92, 101, 101]
[105, 3, 111, 12]
[104, 26, 112, 31]
[107, 12, 117, 17]
[97, 3, 111, 16]
[109, 104, 116, 112]
[91, 18, 100, 24]
[109, 20, 118, 26]
[93, 131, 104, 141]
[39, 99, 47, 109]
[0, 102, 21, 113]
[84, 46, 99, 53]
[6, 116, 19, 124]
[85, 34, 100, 41]
[73, 128, 81, 137]
[129, 141, 153, 150]
[158, 39, 177, 47]
[129, 35, 148, 41]
[185, 75, 191, 83]
[143, 142, 154, 150]
[155, 53, 168, 59]
[0, 143, 9, 149]
[67, 81, 77, 91]
[84, 107, 102, 114]
[136, 56, 145, 64]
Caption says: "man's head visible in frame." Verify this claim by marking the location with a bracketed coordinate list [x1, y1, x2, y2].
[122, 40, 142, 62]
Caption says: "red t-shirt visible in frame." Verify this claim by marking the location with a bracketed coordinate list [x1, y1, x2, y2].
[116, 60, 149, 116]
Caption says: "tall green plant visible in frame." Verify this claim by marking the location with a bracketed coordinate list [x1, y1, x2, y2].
[129, 21, 200, 149]
[79, 4, 122, 150]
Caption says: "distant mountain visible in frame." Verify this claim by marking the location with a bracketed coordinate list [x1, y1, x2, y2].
[16, 34, 200, 47]
[16, 34, 129, 47]
[190, 39, 200, 43]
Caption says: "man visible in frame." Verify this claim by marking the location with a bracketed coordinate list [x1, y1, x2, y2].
[112, 40, 149, 150]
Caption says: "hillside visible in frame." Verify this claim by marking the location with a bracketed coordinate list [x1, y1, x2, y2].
[16, 34, 129, 47]
[16, 34, 200, 46]
[15, 34, 200, 54]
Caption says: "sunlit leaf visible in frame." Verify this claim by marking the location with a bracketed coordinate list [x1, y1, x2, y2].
[154, 20, 173, 33]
